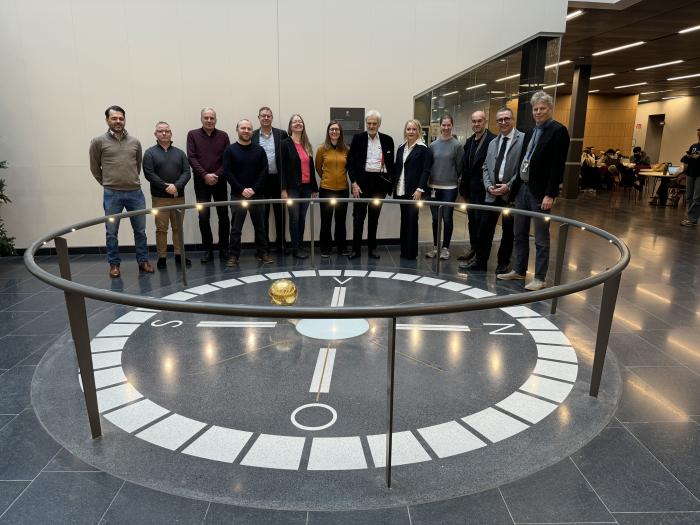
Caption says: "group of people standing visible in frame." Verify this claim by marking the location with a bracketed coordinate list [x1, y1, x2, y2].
[89, 90, 569, 291]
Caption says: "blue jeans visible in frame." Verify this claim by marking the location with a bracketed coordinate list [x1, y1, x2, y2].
[429, 187, 458, 248]
[287, 185, 312, 249]
[103, 188, 148, 265]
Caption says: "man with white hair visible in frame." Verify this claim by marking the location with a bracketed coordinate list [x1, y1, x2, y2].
[346, 110, 395, 259]
[498, 90, 570, 291]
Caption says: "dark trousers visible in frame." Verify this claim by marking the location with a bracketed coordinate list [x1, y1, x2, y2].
[352, 175, 386, 253]
[398, 196, 420, 259]
[228, 196, 268, 258]
[263, 174, 286, 250]
[475, 196, 514, 267]
[467, 192, 486, 248]
[194, 178, 230, 254]
[319, 187, 348, 253]
[429, 187, 458, 248]
[513, 184, 550, 280]
[287, 185, 312, 249]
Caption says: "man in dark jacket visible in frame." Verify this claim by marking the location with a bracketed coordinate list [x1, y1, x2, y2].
[498, 90, 570, 291]
[346, 110, 395, 259]
[458, 110, 496, 261]
[143, 121, 192, 269]
[680, 127, 700, 227]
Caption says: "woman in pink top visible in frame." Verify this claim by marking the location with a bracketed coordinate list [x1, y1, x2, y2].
[280, 114, 319, 259]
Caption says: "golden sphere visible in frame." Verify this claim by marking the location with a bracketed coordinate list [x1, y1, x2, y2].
[268, 278, 298, 306]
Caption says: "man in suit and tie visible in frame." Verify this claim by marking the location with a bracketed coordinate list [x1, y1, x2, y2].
[460, 106, 523, 273]
[458, 110, 496, 262]
[252, 107, 289, 253]
[346, 109, 395, 259]
[497, 91, 570, 291]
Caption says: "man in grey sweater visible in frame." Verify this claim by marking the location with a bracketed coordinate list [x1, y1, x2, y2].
[89, 105, 154, 277]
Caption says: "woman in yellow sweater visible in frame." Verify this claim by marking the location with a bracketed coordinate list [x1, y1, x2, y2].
[315, 121, 350, 257]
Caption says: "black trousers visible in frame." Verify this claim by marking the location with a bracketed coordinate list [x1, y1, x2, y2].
[475, 196, 514, 267]
[352, 175, 386, 253]
[228, 196, 268, 258]
[194, 178, 230, 254]
[398, 196, 420, 259]
[467, 192, 486, 248]
[319, 188, 348, 253]
[263, 174, 286, 250]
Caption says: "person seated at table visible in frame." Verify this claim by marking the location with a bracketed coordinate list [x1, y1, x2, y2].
[630, 146, 651, 166]
[580, 146, 599, 192]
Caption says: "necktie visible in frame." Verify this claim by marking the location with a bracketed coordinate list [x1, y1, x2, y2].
[494, 136, 509, 181]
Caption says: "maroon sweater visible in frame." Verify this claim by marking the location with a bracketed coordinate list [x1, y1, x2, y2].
[186, 127, 230, 183]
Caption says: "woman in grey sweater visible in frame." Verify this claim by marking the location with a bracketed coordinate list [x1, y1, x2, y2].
[426, 114, 463, 259]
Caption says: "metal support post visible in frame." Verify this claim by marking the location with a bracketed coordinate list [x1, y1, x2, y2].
[435, 205, 443, 275]
[55, 237, 102, 438]
[309, 201, 315, 268]
[385, 317, 397, 488]
[550, 223, 569, 314]
[590, 273, 621, 397]
[176, 209, 188, 286]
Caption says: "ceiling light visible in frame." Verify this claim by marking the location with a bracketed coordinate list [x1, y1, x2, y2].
[566, 10, 584, 21]
[590, 73, 615, 80]
[495, 73, 519, 82]
[614, 82, 647, 89]
[668, 73, 700, 81]
[489, 90, 505, 94]
[443, 90, 458, 96]
[588, 89, 600, 93]
[431, 96, 437, 100]
[679, 24, 700, 34]
[638, 99, 649, 103]
[640, 90, 672, 95]
[662, 96, 684, 100]
[545, 60, 571, 69]
[593, 41, 645, 56]
[635, 60, 683, 71]
[466, 83, 486, 91]
[543, 82, 565, 89]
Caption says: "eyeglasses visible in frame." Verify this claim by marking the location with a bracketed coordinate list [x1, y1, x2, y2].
[496, 118, 512, 123]
[329, 128, 340, 133]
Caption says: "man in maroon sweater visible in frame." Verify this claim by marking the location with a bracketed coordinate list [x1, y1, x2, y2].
[186, 108, 231, 263]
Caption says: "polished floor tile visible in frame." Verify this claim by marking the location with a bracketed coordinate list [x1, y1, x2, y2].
[613, 511, 700, 524]
[0, 481, 29, 516]
[0, 366, 34, 413]
[43, 448, 99, 472]
[205, 504, 307, 524]
[409, 489, 513, 525]
[0, 335, 52, 368]
[626, 367, 700, 417]
[0, 409, 61, 480]
[307, 507, 410, 524]
[616, 370, 693, 423]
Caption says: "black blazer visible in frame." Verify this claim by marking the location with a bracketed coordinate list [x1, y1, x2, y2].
[461, 130, 496, 198]
[515, 119, 570, 200]
[251, 127, 288, 174]
[392, 143, 432, 197]
[279, 137, 319, 192]
[346, 131, 395, 189]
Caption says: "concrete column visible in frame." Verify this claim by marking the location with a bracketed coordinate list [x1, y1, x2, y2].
[563, 64, 591, 199]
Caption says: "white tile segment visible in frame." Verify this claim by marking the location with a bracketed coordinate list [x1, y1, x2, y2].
[368, 271, 394, 279]
[367, 431, 431, 467]
[161, 292, 197, 301]
[135, 414, 207, 451]
[344, 270, 367, 277]
[461, 407, 530, 443]
[500, 306, 540, 317]
[265, 271, 293, 279]
[417, 421, 486, 458]
[461, 288, 495, 298]
[211, 278, 242, 288]
[239, 274, 268, 284]
[185, 284, 221, 295]
[439, 281, 471, 292]
[96, 383, 143, 412]
[518, 317, 559, 330]
[529, 330, 571, 346]
[520, 375, 574, 403]
[197, 321, 276, 328]
[112, 311, 157, 323]
[536, 344, 578, 363]
[182, 426, 253, 463]
[96, 324, 140, 338]
[103, 399, 169, 433]
[136, 307, 160, 313]
[309, 348, 336, 393]
[292, 270, 317, 277]
[318, 269, 342, 276]
[307, 437, 367, 470]
[240, 434, 306, 470]
[415, 276, 445, 286]
[91, 337, 128, 353]
[496, 391, 559, 424]
[533, 359, 579, 383]
[94, 367, 128, 389]
[397, 324, 470, 332]
[392, 273, 420, 282]
[92, 352, 122, 370]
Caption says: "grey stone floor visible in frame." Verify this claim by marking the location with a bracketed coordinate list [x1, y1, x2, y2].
[1, 192, 699, 524]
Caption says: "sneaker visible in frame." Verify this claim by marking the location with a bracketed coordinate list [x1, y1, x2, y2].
[258, 253, 274, 264]
[524, 278, 546, 291]
[293, 249, 309, 260]
[225, 256, 239, 267]
[680, 218, 697, 227]
[157, 257, 167, 269]
[497, 270, 525, 281]
[439, 247, 450, 260]
[457, 248, 476, 261]
[109, 264, 121, 278]
[425, 246, 438, 258]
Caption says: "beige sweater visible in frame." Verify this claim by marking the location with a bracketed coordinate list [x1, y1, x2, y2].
[89, 130, 143, 191]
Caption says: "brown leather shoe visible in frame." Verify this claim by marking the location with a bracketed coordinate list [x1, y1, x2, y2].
[138, 261, 155, 273]
[109, 264, 121, 278]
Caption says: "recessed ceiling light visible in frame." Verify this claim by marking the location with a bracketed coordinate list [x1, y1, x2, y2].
[466, 83, 487, 91]
[638, 99, 649, 103]
[545, 60, 571, 70]
[543, 83, 565, 89]
[431, 96, 437, 100]
[635, 60, 683, 71]
[495, 73, 519, 82]
[614, 82, 647, 89]
[593, 41, 645, 56]
[590, 73, 615, 80]
[668, 73, 700, 81]
[566, 10, 584, 21]
[662, 96, 684, 100]
[640, 90, 672, 95]
[489, 90, 505, 94]
[588, 89, 600, 93]
[443, 90, 458, 96]
[679, 24, 700, 34]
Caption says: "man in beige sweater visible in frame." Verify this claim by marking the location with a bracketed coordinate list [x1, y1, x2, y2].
[89, 105, 154, 277]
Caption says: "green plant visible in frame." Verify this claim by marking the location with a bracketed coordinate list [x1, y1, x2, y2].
[0, 161, 16, 256]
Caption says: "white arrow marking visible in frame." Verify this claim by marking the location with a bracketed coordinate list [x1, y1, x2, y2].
[333, 277, 352, 285]
[197, 321, 277, 328]
[397, 323, 471, 332]
[330, 287, 347, 307]
[309, 347, 336, 394]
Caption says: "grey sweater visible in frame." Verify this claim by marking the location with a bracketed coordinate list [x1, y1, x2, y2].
[428, 137, 463, 188]
[89, 130, 143, 191]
